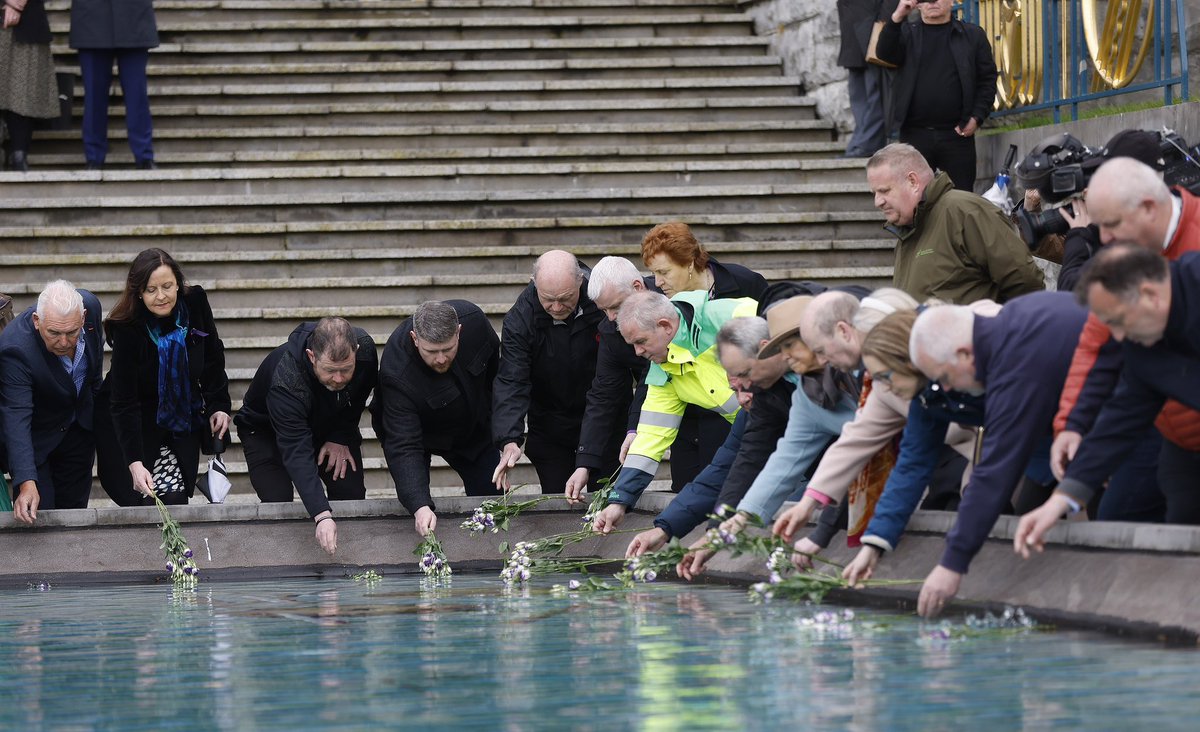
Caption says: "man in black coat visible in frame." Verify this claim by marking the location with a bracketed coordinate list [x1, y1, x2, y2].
[875, 0, 997, 191]
[234, 317, 377, 555]
[838, 0, 890, 158]
[565, 256, 652, 501]
[374, 300, 500, 536]
[492, 250, 624, 494]
[0, 281, 104, 523]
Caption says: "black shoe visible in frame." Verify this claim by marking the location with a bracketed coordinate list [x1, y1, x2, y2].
[85, 160, 104, 171]
[6, 151, 29, 172]
[135, 159, 158, 170]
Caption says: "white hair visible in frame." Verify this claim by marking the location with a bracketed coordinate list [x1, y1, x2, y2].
[910, 305, 974, 367]
[716, 317, 770, 361]
[853, 287, 919, 333]
[587, 256, 642, 302]
[617, 290, 678, 334]
[1090, 157, 1171, 211]
[37, 280, 84, 320]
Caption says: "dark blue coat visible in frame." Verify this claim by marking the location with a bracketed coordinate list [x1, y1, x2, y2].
[0, 291, 104, 487]
[1060, 254, 1200, 503]
[941, 292, 1086, 573]
[69, 0, 159, 49]
[654, 409, 748, 538]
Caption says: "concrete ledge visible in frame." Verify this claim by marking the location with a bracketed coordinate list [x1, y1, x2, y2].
[3, 496, 1198, 642]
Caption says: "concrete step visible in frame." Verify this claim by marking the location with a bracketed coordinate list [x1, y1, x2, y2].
[49, 13, 758, 44]
[52, 36, 774, 66]
[29, 116, 829, 157]
[52, 75, 804, 110]
[0, 181, 872, 228]
[2, 157, 866, 199]
[54, 55, 785, 88]
[74, 95, 816, 131]
[25, 140, 845, 170]
[0, 264, 894, 314]
[0, 237, 888, 284]
[49, 0, 746, 23]
[0, 211, 889, 255]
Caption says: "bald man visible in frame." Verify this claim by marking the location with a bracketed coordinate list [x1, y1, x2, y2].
[491, 251, 624, 494]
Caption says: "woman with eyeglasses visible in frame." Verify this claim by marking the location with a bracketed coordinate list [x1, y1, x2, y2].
[835, 304, 999, 586]
[96, 248, 231, 505]
[773, 297, 995, 569]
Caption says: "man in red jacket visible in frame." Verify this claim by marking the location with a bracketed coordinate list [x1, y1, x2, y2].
[1051, 157, 1200, 523]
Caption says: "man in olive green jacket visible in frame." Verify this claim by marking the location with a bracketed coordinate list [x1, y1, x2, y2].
[866, 143, 1044, 304]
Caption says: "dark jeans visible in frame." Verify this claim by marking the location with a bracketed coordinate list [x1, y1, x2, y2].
[78, 48, 154, 164]
[1095, 427, 1166, 522]
[240, 428, 365, 506]
[527, 428, 618, 496]
[439, 446, 501, 497]
[31, 422, 95, 510]
[2, 111, 34, 154]
[900, 125, 978, 192]
[846, 65, 887, 157]
[1157, 440, 1200, 524]
[94, 390, 200, 507]
[669, 409, 731, 493]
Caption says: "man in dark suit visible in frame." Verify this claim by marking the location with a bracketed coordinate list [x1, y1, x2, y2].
[0, 281, 104, 524]
[374, 300, 500, 536]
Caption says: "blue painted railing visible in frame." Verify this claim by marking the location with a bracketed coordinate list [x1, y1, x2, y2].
[958, 0, 1189, 121]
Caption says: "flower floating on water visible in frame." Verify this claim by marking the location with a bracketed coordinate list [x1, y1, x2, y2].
[151, 494, 199, 588]
[413, 531, 452, 580]
[352, 569, 382, 585]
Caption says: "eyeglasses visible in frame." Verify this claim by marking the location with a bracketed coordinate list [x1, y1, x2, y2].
[871, 369, 894, 384]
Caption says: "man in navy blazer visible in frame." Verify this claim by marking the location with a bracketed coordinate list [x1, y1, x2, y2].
[0, 281, 104, 524]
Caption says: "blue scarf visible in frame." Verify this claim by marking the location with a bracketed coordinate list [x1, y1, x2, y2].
[147, 299, 201, 433]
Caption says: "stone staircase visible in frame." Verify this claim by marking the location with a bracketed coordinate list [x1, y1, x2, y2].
[1, 0, 892, 504]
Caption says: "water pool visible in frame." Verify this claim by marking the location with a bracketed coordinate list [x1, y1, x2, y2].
[0, 574, 1197, 731]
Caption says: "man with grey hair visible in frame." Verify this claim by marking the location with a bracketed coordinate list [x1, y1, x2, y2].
[0, 280, 104, 524]
[623, 315, 796, 556]
[374, 300, 500, 536]
[799, 290, 869, 372]
[890, 292, 1086, 617]
[492, 250, 623, 496]
[567, 256, 656, 501]
[592, 289, 757, 532]
[867, 142, 1043, 305]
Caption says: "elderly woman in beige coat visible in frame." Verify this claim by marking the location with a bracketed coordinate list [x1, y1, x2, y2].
[773, 290, 998, 566]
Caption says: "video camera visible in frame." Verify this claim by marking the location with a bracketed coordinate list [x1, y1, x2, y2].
[1013, 128, 1200, 246]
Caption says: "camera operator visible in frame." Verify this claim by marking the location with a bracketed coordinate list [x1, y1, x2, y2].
[1057, 130, 1167, 291]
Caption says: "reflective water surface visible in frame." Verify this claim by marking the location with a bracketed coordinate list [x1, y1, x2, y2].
[0, 575, 1197, 731]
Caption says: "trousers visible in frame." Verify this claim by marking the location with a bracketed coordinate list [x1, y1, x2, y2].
[78, 48, 154, 164]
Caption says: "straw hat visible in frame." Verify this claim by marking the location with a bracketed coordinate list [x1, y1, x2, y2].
[757, 295, 813, 359]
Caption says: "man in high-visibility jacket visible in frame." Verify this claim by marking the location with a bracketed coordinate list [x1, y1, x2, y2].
[592, 289, 757, 532]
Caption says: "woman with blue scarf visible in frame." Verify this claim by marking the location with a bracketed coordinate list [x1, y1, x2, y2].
[96, 249, 231, 505]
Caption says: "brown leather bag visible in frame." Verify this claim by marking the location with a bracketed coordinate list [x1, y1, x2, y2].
[865, 20, 897, 68]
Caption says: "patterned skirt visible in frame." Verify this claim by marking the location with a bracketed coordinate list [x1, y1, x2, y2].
[0, 30, 59, 119]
